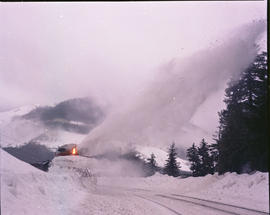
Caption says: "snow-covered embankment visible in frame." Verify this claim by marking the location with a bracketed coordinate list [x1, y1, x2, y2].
[0, 149, 88, 215]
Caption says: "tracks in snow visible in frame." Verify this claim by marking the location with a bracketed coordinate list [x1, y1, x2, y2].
[127, 187, 269, 215]
[135, 194, 183, 215]
[155, 194, 269, 215]
[171, 194, 269, 215]
[93, 185, 269, 215]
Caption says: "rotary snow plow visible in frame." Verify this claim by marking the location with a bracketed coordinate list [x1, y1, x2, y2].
[55, 143, 79, 156]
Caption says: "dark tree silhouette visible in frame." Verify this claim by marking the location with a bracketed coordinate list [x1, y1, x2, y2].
[198, 139, 214, 175]
[187, 139, 215, 176]
[186, 143, 201, 176]
[216, 52, 268, 174]
[145, 153, 158, 176]
[163, 143, 181, 177]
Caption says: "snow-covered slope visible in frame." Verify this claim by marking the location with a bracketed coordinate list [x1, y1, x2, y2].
[0, 104, 88, 149]
[0, 149, 88, 215]
[0, 105, 44, 147]
[135, 145, 190, 172]
[0, 119, 45, 148]
[0, 105, 38, 126]
[32, 130, 87, 149]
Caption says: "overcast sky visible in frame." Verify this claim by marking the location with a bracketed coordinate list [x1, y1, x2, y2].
[0, 1, 266, 110]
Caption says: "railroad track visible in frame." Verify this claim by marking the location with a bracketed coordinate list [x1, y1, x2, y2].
[155, 193, 269, 215]
[97, 185, 269, 215]
[135, 194, 183, 215]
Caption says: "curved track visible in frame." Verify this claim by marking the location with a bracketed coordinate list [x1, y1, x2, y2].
[135, 194, 183, 215]
[106, 186, 269, 215]
[169, 194, 269, 215]
[155, 193, 269, 215]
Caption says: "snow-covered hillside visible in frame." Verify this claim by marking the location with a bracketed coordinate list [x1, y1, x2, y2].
[0, 98, 104, 149]
[1, 117, 86, 149]
[31, 130, 87, 148]
[0, 105, 44, 147]
[0, 104, 89, 149]
[0, 105, 39, 126]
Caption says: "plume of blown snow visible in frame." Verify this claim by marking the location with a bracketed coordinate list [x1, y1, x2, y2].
[79, 21, 266, 156]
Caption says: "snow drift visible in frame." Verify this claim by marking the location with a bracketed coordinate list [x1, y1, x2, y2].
[0, 149, 88, 215]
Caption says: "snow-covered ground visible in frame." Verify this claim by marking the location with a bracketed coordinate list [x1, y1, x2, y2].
[1, 150, 268, 215]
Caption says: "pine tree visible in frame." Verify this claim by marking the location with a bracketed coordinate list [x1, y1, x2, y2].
[163, 143, 181, 177]
[245, 52, 268, 171]
[209, 142, 219, 172]
[198, 139, 214, 175]
[186, 143, 201, 176]
[145, 153, 158, 176]
[217, 52, 268, 174]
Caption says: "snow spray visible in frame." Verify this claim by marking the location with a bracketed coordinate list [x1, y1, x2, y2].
[80, 21, 266, 158]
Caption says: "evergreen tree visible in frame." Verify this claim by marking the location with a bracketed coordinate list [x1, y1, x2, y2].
[145, 153, 158, 176]
[163, 143, 181, 177]
[186, 143, 201, 176]
[246, 52, 268, 171]
[217, 52, 268, 174]
[198, 139, 214, 175]
[209, 142, 219, 172]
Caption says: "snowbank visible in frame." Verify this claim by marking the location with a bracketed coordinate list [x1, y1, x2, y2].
[0, 149, 88, 215]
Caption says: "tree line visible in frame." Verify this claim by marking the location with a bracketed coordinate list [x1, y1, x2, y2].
[187, 51, 268, 176]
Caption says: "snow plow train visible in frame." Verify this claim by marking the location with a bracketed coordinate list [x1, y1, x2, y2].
[55, 144, 78, 156]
